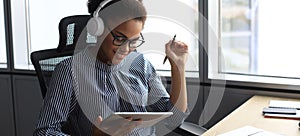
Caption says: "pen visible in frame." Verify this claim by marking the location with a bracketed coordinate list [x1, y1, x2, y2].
[163, 34, 176, 64]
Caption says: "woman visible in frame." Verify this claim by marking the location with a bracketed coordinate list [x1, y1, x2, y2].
[34, 0, 189, 135]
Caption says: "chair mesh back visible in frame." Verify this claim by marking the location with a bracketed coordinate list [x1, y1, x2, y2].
[31, 49, 74, 98]
[57, 15, 92, 52]
[39, 56, 72, 90]
[66, 23, 75, 45]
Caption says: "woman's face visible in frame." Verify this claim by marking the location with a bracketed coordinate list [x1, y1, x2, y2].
[97, 20, 143, 64]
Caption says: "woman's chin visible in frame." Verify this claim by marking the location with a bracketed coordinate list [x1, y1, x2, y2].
[111, 58, 123, 65]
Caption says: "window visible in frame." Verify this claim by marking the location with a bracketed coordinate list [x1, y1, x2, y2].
[209, 0, 300, 85]
[11, 0, 199, 77]
[141, 0, 199, 77]
[11, 0, 87, 69]
[0, 0, 7, 68]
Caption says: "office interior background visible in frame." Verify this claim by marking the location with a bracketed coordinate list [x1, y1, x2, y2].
[1, 0, 300, 135]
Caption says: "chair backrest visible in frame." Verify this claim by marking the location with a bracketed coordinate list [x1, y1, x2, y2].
[31, 15, 91, 98]
[57, 15, 92, 52]
[31, 49, 74, 98]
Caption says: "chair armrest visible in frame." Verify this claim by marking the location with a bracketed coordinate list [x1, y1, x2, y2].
[174, 122, 207, 136]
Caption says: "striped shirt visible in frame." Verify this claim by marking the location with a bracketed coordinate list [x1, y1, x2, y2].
[33, 46, 187, 136]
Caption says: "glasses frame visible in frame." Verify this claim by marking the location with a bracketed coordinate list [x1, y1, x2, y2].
[108, 28, 145, 48]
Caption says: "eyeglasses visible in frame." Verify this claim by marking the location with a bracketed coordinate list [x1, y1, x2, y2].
[109, 28, 145, 48]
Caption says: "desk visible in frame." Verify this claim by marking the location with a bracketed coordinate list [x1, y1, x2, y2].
[202, 95, 300, 136]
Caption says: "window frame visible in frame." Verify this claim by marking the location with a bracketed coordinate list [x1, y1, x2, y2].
[0, 0, 7, 69]
[204, 0, 300, 92]
[0, 0, 13, 72]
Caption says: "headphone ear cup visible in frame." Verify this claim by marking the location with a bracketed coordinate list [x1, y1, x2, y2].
[87, 17, 105, 36]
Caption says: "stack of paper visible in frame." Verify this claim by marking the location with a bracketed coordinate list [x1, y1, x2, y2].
[217, 126, 285, 136]
[263, 100, 300, 120]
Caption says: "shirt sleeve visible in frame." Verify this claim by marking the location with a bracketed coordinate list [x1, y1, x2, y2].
[33, 60, 74, 136]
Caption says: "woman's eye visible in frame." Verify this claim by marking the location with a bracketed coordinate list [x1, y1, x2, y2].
[131, 41, 137, 44]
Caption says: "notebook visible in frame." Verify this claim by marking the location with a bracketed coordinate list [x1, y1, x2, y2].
[269, 100, 300, 109]
[262, 100, 300, 120]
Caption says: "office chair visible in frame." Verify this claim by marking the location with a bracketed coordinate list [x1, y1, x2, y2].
[31, 15, 91, 98]
[30, 15, 91, 134]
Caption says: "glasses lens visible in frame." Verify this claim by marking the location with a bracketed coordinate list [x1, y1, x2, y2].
[130, 40, 144, 48]
[113, 37, 127, 46]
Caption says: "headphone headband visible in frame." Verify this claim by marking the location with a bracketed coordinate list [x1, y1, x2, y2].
[87, 0, 142, 36]
[93, 0, 114, 17]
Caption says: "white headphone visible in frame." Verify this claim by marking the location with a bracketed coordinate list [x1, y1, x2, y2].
[87, 0, 114, 36]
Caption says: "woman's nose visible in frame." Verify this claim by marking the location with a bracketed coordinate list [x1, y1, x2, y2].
[119, 42, 130, 52]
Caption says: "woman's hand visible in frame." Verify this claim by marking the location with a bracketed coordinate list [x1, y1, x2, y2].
[92, 116, 141, 136]
[165, 40, 189, 69]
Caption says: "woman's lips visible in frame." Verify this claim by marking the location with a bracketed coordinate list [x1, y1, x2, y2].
[114, 51, 128, 60]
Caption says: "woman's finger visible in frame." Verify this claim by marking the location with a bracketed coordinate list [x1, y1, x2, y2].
[111, 118, 133, 135]
[95, 116, 103, 126]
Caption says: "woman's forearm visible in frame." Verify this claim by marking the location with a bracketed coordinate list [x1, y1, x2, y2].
[169, 64, 187, 112]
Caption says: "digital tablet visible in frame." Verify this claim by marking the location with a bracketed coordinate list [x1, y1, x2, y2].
[102, 112, 173, 128]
